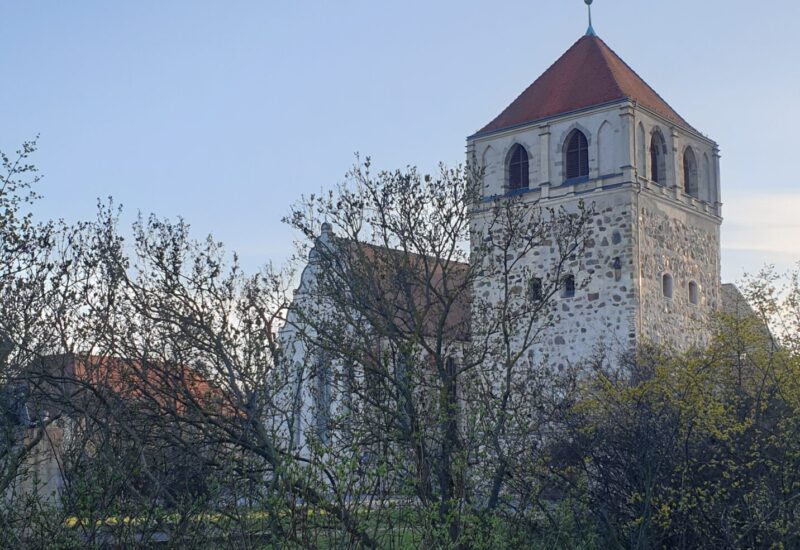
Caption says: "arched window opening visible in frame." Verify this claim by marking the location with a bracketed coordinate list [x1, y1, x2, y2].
[445, 357, 457, 401]
[662, 273, 674, 299]
[529, 277, 543, 302]
[315, 354, 332, 444]
[565, 130, 589, 180]
[683, 147, 699, 197]
[562, 275, 576, 299]
[650, 131, 667, 184]
[508, 144, 529, 191]
[689, 281, 699, 305]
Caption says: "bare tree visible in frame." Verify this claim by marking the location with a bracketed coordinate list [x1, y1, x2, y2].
[2, 146, 592, 548]
[283, 159, 592, 547]
[0, 139, 72, 524]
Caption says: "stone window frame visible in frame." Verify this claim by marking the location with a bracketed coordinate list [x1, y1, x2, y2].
[637, 122, 647, 177]
[703, 152, 713, 203]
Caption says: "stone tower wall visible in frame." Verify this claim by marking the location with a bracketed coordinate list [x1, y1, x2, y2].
[471, 189, 639, 368]
[469, 101, 722, 365]
[634, 192, 722, 349]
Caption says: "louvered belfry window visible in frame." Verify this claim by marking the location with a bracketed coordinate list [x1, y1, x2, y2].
[650, 141, 660, 182]
[566, 130, 589, 179]
[650, 131, 667, 184]
[508, 144, 529, 191]
[683, 147, 698, 197]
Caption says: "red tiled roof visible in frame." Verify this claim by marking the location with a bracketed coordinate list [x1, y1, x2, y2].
[476, 35, 694, 136]
[39, 354, 236, 417]
[334, 241, 471, 341]
[358, 243, 471, 341]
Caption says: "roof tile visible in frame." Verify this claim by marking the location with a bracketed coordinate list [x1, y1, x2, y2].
[476, 35, 694, 136]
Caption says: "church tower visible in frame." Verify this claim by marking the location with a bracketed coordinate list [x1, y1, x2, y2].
[468, 31, 722, 365]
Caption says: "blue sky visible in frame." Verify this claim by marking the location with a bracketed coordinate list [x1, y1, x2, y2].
[2, 0, 799, 282]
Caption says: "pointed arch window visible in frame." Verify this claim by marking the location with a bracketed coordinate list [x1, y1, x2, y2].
[650, 131, 667, 184]
[508, 144, 529, 191]
[565, 130, 589, 180]
[683, 147, 698, 197]
[315, 353, 332, 444]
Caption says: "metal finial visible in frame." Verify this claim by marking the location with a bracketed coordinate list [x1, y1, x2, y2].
[585, 0, 596, 36]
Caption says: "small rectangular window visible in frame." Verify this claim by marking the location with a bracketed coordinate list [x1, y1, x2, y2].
[689, 281, 699, 305]
[562, 275, 576, 299]
[662, 274, 674, 299]
[529, 277, 543, 301]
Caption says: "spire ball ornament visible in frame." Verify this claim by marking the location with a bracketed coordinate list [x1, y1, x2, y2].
[585, 0, 596, 36]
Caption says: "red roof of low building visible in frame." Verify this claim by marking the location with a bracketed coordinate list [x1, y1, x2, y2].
[475, 35, 694, 136]
[38, 354, 236, 418]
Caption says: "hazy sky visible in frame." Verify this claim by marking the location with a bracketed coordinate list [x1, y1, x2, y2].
[2, 0, 799, 283]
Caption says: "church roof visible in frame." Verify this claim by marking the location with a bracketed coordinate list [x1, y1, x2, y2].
[348, 242, 471, 341]
[475, 35, 694, 136]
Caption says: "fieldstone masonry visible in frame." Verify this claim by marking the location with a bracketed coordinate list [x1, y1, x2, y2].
[636, 195, 721, 349]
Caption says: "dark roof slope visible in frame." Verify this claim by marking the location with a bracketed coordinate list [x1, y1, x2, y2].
[720, 283, 757, 319]
[351, 242, 471, 341]
[31, 354, 235, 417]
[476, 35, 694, 136]
[311, 238, 471, 342]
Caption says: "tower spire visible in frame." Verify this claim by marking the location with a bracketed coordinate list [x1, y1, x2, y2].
[585, 0, 596, 36]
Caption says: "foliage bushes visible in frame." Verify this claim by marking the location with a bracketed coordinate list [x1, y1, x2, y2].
[553, 273, 800, 548]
